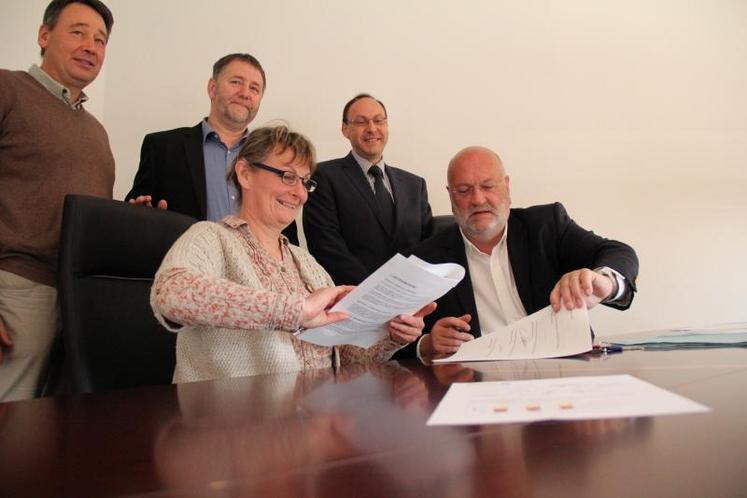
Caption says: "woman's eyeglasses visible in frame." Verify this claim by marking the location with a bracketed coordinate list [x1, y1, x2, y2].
[252, 162, 317, 192]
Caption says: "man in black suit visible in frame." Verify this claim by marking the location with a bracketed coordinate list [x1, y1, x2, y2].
[303, 94, 433, 284]
[125, 53, 298, 243]
[397, 146, 638, 360]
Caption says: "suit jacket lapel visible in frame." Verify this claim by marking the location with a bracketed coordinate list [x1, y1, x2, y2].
[387, 167, 407, 244]
[340, 153, 393, 237]
[184, 122, 207, 219]
[443, 226, 482, 337]
[507, 213, 535, 314]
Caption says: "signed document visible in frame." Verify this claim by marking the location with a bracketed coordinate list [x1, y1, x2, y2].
[433, 305, 592, 363]
[427, 374, 710, 425]
[298, 254, 465, 348]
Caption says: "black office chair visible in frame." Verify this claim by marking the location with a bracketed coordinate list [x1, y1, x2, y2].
[431, 214, 455, 235]
[57, 195, 197, 393]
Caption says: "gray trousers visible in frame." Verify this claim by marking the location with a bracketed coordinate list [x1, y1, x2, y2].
[0, 269, 59, 402]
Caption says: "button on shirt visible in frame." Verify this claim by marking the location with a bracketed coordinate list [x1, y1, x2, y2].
[462, 224, 527, 333]
[202, 120, 247, 222]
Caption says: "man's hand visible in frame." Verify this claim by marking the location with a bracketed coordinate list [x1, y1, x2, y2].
[0, 315, 12, 364]
[421, 314, 473, 357]
[549, 268, 615, 312]
[128, 195, 168, 210]
[301, 286, 354, 329]
[387, 302, 437, 345]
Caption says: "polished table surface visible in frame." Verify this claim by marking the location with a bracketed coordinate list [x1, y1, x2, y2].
[1, 348, 746, 498]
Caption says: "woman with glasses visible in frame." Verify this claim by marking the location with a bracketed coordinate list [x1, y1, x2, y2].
[151, 125, 432, 383]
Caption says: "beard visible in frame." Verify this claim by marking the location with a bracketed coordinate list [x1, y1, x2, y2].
[223, 102, 256, 127]
[455, 203, 509, 241]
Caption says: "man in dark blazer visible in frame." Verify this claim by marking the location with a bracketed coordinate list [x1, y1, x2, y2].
[125, 53, 298, 244]
[303, 94, 433, 284]
[395, 146, 638, 360]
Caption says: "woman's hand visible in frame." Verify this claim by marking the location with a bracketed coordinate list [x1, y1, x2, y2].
[301, 286, 354, 329]
[387, 302, 437, 345]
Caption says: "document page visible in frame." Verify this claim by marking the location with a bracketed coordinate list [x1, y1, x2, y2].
[427, 374, 710, 425]
[433, 305, 592, 363]
[298, 254, 465, 348]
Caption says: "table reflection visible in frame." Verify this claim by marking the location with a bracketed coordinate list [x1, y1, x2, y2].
[153, 362, 475, 496]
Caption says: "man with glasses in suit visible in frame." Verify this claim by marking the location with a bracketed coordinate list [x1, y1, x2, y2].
[303, 94, 434, 285]
[395, 146, 638, 360]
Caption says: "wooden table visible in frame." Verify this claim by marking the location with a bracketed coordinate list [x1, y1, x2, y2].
[1, 349, 746, 497]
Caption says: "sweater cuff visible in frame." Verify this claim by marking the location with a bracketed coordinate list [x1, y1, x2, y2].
[271, 292, 306, 332]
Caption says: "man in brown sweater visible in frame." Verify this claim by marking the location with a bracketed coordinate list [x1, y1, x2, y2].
[0, 0, 115, 401]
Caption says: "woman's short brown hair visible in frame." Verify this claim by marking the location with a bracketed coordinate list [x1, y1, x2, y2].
[228, 124, 316, 201]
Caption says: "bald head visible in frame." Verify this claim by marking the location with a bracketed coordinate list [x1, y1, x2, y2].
[446, 146, 511, 253]
[447, 146, 506, 185]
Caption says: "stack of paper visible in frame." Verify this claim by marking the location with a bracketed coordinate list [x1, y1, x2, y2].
[599, 322, 747, 350]
[297, 254, 465, 348]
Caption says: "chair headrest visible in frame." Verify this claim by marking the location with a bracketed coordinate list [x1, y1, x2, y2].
[59, 195, 197, 278]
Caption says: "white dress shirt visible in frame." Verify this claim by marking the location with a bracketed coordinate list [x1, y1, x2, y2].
[416, 221, 628, 358]
[461, 224, 527, 333]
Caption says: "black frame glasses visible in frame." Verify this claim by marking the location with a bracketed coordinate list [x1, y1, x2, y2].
[252, 162, 317, 192]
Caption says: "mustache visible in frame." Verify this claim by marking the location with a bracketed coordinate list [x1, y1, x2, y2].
[466, 204, 498, 217]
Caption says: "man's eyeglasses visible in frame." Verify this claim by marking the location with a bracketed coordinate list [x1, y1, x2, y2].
[347, 116, 388, 127]
[252, 162, 318, 192]
[447, 182, 499, 197]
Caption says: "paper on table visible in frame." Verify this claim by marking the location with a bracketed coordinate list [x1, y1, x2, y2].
[297, 254, 465, 348]
[433, 305, 592, 363]
[427, 374, 710, 425]
[599, 322, 747, 349]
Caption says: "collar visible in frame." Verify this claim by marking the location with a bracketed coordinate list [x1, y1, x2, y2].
[201, 119, 250, 145]
[28, 64, 88, 110]
[350, 150, 386, 175]
[220, 215, 289, 245]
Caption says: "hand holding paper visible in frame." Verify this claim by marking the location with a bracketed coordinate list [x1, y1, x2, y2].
[432, 305, 593, 363]
[297, 254, 465, 348]
[300, 285, 354, 329]
[387, 302, 438, 345]
[550, 268, 615, 311]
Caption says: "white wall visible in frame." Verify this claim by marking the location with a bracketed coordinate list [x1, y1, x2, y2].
[2, 0, 746, 336]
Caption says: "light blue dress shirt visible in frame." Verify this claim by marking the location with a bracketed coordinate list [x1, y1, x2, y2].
[201, 120, 248, 221]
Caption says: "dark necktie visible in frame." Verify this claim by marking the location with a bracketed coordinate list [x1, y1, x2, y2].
[369, 165, 394, 234]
